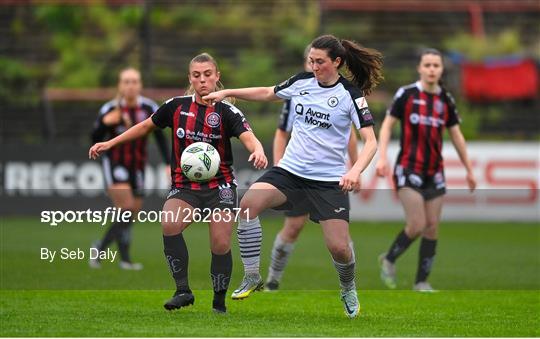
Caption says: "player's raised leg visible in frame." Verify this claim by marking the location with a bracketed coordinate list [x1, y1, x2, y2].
[162, 198, 196, 310]
[232, 182, 287, 300]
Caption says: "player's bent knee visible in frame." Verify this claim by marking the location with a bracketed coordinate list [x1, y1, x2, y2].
[239, 198, 262, 219]
[210, 241, 230, 255]
[405, 223, 424, 239]
[426, 219, 439, 230]
[423, 223, 439, 238]
[328, 244, 351, 262]
[282, 224, 303, 241]
[161, 220, 184, 236]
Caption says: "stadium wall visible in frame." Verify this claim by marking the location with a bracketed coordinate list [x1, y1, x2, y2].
[1, 142, 538, 221]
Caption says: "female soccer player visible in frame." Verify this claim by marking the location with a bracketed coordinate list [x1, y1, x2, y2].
[265, 45, 359, 291]
[204, 34, 382, 318]
[89, 53, 268, 313]
[90, 67, 170, 270]
[376, 48, 476, 292]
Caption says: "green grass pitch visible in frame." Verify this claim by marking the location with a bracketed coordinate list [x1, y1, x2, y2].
[1, 216, 539, 336]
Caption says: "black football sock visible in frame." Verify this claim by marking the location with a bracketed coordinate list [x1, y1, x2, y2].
[211, 250, 232, 294]
[117, 220, 134, 262]
[211, 250, 232, 311]
[385, 229, 414, 263]
[163, 233, 191, 294]
[99, 221, 123, 251]
[415, 238, 437, 283]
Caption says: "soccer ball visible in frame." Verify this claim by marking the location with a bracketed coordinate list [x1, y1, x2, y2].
[180, 142, 221, 182]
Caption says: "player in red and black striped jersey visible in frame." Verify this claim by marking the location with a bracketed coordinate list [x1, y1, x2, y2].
[376, 49, 477, 291]
[90, 67, 170, 271]
[89, 53, 267, 313]
[151, 93, 249, 191]
[92, 96, 170, 189]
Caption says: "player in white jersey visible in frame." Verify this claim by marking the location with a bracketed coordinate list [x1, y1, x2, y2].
[265, 45, 359, 291]
[204, 34, 382, 318]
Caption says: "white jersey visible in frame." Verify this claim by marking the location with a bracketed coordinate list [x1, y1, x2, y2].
[274, 72, 374, 181]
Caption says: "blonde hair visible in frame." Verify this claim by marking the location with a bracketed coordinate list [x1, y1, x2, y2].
[186, 53, 235, 104]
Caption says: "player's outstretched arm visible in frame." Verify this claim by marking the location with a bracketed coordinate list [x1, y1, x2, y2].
[88, 117, 156, 160]
[340, 126, 377, 192]
[203, 87, 279, 104]
[375, 115, 398, 177]
[239, 131, 268, 170]
[448, 125, 477, 192]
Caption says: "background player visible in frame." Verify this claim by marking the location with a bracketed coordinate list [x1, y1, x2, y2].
[376, 48, 476, 291]
[90, 67, 170, 270]
[89, 53, 267, 313]
[203, 34, 382, 318]
[265, 45, 359, 291]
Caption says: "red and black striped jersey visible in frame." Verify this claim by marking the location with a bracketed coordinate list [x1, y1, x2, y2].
[93, 96, 169, 170]
[151, 95, 252, 190]
[388, 81, 460, 176]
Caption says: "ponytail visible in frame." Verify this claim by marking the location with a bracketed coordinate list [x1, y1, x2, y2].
[341, 40, 384, 95]
[311, 34, 383, 95]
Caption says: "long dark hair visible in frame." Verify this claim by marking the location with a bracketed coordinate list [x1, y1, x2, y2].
[311, 34, 383, 95]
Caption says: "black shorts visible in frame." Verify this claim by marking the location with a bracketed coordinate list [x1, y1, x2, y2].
[102, 156, 145, 197]
[256, 167, 349, 223]
[393, 166, 446, 200]
[166, 184, 238, 210]
[284, 200, 310, 218]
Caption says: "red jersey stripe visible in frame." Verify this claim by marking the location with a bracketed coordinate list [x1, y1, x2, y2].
[400, 95, 415, 170]
[427, 96, 441, 175]
[204, 105, 220, 190]
[218, 114, 234, 185]
[413, 91, 428, 174]
[186, 101, 200, 190]
[172, 105, 183, 187]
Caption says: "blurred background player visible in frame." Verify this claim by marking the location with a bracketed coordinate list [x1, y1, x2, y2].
[265, 45, 359, 291]
[376, 48, 477, 292]
[89, 53, 267, 313]
[90, 67, 170, 270]
[203, 34, 382, 318]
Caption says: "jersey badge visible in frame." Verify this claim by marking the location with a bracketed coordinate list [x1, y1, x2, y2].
[206, 112, 221, 128]
[328, 96, 339, 107]
[355, 97, 369, 109]
[176, 127, 185, 139]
